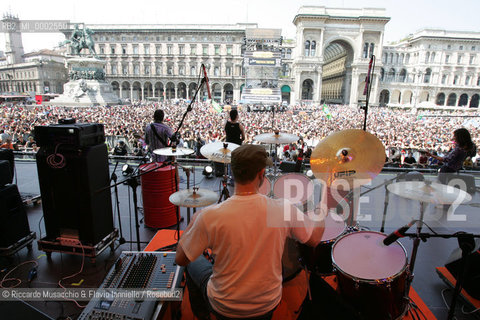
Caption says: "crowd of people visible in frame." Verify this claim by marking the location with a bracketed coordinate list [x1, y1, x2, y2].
[0, 101, 479, 166]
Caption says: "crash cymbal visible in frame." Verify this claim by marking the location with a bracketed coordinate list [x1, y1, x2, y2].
[310, 129, 385, 187]
[153, 147, 194, 156]
[169, 188, 218, 208]
[200, 142, 240, 163]
[254, 132, 299, 144]
[387, 181, 472, 204]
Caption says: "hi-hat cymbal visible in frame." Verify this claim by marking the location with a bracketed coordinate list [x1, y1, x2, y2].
[387, 181, 472, 204]
[254, 132, 299, 144]
[200, 142, 239, 163]
[310, 129, 385, 188]
[169, 188, 218, 208]
[153, 147, 194, 156]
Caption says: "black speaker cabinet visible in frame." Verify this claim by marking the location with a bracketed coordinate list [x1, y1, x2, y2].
[446, 250, 480, 299]
[0, 149, 14, 184]
[0, 184, 31, 248]
[0, 160, 13, 187]
[36, 143, 113, 245]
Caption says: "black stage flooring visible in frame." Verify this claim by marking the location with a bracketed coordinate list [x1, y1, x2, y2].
[1, 160, 480, 320]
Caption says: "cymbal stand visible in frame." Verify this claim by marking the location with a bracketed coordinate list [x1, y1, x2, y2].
[380, 179, 392, 233]
[182, 165, 198, 224]
[217, 144, 231, 203]
[110, 161, 126, 244]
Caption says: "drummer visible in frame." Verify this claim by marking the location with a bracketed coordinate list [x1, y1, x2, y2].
[176, 144, 324, 319]
[144, 109, 173, 162]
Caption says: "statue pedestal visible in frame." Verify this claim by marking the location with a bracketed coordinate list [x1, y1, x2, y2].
[47, 57, 120, 106]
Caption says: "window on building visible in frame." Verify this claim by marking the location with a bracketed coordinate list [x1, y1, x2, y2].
[424, 68, 432, 83]
[445, 55, 450, 63]
[311, 41, 316, 57]
[191, 45, 197, 55]
[179, 45, 184, 55]
[286, 48, 292, 59]
[179, 65, 185, 75]
[470, 55, 476, 65]
[156, 64, 162, 75]
[133, 36, 138, 41]
[425, 52, 430, 64]
[369, 43, 375, 58]
[447, 45, 451, 50]
[363, 43, 369, 59]
[133, 45, 139, 54]
[123, 64, 128, 75]
[167, 45, 173, 55]
[453, 75, 459, 85]
[215, 46, 220, 55]
[431, 52, 435, 63]
[168, 36, 172, 41]
[190, 66, 196, 75]
[477, 75, 480, 86]
[144, 45, 150, 55]
[156, 45, 161, 55]
[145, 36, 149, 41]
[99, 46, 104, 54]
[227, 46, 232, 55]
[110, 37, 116, 42]
[144, 65, 150, 75]
[460, 45, 464, 50]
[405, 54, 410, 64]
[203, 46, 208, 55]
[214, 67, 220, 76]
[441, 74, 447, 84]
[457, 54, 463, 64]
[466, 75, 471, 86]
[167, 64, 173, 75]
[111, 46, 115, 54]
[134, 65, 140, 75]
[305, 40, 310, 57]
[226, 66, 231, 76]
[122, 46, 127, 54]
[156, 36, 160, 41]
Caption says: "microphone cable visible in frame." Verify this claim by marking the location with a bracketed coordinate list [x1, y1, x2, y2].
[46, 144, 66, 169]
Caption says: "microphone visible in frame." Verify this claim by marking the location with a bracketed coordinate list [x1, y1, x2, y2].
[202, 64, 212, 100]
[383, 220, 416, 246]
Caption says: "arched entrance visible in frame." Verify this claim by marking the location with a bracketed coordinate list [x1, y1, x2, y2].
[470, 94, 479, 108]
[166, 82, 175, 100]
[402, 90, 413, 104]
[177, 82, 187, 99]
[379, 90, 389, 106]
[121, 81, 130, 99]
[281, 85, 291, 104]
[223, 83, 233, 103]
[458, 94, 468, 107]
[154, 82, 164, 100]
[132, 81, 141, 100]
[321, 40, 354, 104]
[111, 81, 120, 97]
[144, 82, 153, 100]
[436, 93, 445, 106]
[301, 79, 313, 100]
[447, 93, 457, 106]
[188, 83, 197, 101]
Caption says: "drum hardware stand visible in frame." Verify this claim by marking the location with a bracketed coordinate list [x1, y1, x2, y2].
[182, 165, 195, 224]
[100, 161, 173, 251]
[360, 55, 375, 132]
[218, 144, 231, 203]
[401, 231, 480, 320]
[381, 179, 392, 233]
[110, 161, 126, 245]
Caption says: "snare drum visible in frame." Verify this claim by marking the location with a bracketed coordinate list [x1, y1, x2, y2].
[332, 231, 409, 320]
[273, 173, 314, 210]
[298, 212, 346, 274]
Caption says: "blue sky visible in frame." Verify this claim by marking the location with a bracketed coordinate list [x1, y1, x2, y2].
[1, 0, 480, 53]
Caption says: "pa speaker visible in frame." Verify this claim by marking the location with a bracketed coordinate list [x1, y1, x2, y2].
[445, 249, 480, 299]
[0, 149, 14, 184]
[0, 160, 13, 187]
[0, 184, 31, 248]
[36, 143, 113, 245]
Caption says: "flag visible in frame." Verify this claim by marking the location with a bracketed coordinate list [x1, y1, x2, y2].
[322, 104, 332, 120]
[211, 100, 222, 113]
[363, 55, 374, 96]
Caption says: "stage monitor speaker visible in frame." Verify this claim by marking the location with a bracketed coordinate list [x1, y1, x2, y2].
[0, 149, 14, 184]
[0, 160, 13, 187]
[36, 143, 113, 245]
[279, 161, 297, 173]
[445, 248, 480, 299]
[213, 162, 225, 177]
[0, 184, 31, 248]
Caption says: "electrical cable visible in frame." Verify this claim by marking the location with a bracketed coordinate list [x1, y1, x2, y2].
[57, 240, 87, 308]
[0, 260, 39, 288]
[46, 144, 66, 169]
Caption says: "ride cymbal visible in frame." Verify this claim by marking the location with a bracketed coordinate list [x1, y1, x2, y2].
[254, 132, 299, 144]
[200, 142, 240, 163]
[387, 181, 472, 204]
[169, 188, 218, 208]
[310, 129, 385, 188]
[153, 147, 194, 156]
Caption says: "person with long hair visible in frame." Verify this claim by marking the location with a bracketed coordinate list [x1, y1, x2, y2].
[427, 128, 476, 183]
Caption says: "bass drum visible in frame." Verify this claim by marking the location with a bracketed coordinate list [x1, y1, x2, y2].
[273, 173, 314, 211]
[332, 231, 409, 320]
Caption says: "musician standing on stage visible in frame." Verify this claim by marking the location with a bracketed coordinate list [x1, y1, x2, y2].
[225, 109, 245, 145]
[176, 144, 324, 319]
[144, 109, 173, 162]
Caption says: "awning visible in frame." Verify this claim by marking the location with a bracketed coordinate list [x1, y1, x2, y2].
[281, 85, 291, 93]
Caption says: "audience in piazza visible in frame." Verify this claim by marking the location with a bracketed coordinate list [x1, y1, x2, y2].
[0, 101, 479, 167]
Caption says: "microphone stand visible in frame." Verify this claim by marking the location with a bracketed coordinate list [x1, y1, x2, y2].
[362, 55, 375, 131]
[98, 161, 173, 251]
[401, 231, 479, 320]
[110, 161, 126, 244]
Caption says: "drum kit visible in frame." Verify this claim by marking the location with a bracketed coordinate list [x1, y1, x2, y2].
[156, 128, 475, 320]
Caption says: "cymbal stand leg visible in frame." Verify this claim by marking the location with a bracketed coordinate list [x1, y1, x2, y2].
[380, 180, 391, 233]
[173, 159, 181, 238]
[405, 201, 426, 300]
[218, 163, 230, 203]
[183, 166, 192, 224]
[274, 143, 279, 177]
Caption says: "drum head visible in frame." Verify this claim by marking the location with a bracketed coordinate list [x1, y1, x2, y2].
[319, 212, 346, 242]
[273, 173, 314, 204]
[332, 231, 407, 280]
[259, 176, 272, 196]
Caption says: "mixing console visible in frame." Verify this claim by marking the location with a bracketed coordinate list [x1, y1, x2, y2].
[78, 251, 183, 320]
